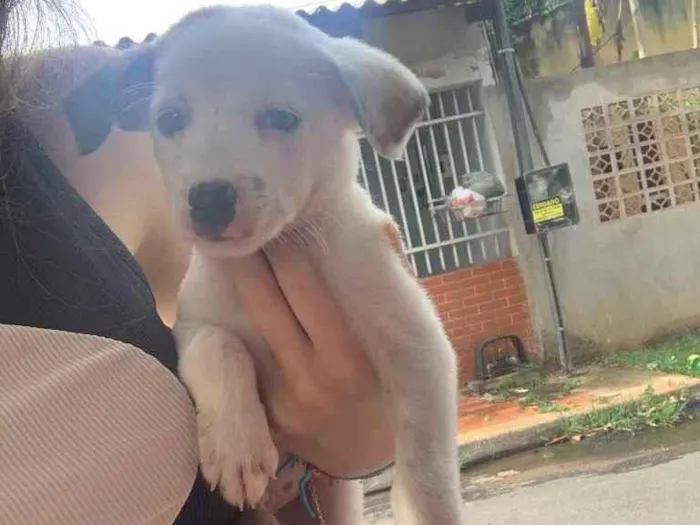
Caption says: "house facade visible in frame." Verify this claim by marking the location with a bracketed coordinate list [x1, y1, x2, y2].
[299, 0, 540, 383]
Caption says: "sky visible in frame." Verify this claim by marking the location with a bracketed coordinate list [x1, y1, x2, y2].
[78, 0, 324, 44]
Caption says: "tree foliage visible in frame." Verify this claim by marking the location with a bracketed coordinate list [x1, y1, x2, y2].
[505, 0, 666, 64]
[504, 0, 572, 25]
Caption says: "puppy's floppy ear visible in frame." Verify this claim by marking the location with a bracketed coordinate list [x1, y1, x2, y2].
[115, 50, 155, 132]
[325, 37, 429, 160]
[63, 48, 155, 156]
[63, 60, 119, 156]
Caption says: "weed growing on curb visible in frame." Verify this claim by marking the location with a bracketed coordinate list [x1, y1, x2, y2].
[558, 386, 688, 439]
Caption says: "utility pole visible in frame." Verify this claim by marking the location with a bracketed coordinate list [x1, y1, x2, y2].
[491, 0, 573, 373]
[628, 0, 647, 58]
[574, 0, 595, 68]
[692, 0, 699, 49]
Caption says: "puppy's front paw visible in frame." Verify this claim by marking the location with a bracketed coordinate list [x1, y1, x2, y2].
[198, 410, 279, 509]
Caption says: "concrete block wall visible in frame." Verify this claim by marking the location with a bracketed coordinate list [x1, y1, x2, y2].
[421, 258, 537, 384]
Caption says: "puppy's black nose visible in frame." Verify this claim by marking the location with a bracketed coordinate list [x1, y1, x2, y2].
[188, 180, 237, 239]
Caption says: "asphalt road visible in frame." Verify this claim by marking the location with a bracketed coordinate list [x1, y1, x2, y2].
[459, 450, 700, 524]
[365, 418, 700, 524]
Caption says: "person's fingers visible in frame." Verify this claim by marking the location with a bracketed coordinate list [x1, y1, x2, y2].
[225, 251, 311, 377]
[264, 240, 368, 373]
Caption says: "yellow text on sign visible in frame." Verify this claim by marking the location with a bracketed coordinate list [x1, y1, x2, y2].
[532, 198, 564, 224]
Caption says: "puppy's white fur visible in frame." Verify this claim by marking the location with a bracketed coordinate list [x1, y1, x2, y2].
[124, 6, 461, 524]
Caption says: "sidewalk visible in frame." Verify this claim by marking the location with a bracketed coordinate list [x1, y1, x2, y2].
[362, 366, 700, 494]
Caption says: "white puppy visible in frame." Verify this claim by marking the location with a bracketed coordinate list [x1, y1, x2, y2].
[65, 5, 462, 524]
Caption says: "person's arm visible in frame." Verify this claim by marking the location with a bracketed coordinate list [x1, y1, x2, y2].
[225, 224, 407, 478]
[0, 324, 198, 525]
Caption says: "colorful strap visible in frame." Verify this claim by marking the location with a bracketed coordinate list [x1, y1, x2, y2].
[277, 454, 330, 521]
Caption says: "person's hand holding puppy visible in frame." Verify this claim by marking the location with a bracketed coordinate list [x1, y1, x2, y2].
[226, 222, 407, 480]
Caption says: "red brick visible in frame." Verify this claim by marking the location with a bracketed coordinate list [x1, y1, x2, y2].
[469, 267, 490, 279]
[436, 305, 450, 317]
[452, 275, 489, 288]
[505, 303, 528, 315]
[478, 298, 509, 313]
[504, 276, 524, 289]
[501, 285, 526, 297]
[512, 312, 532, 325]
[444, 289, 473, 302]
[487, 269, 518, 282]
[464, 292, 494, 307]
[423, 282, 456, 295]
[507, 295, 528, 307]
[438, 297, 463, 310]
[511, 286, 528, 298]
[483, 319, 519, 334]
[448, 305, 480, 320]
[421, 260, 537, 384]
[500, 258, 518, 270]
[510, 323, 532, 336]
[453, 332, 485, 348]
[442, 319, 464, 332]
[493, 287, 525, 301]
[441, 269, 474, 283]
[474, 280, 506, 295]
[429, 295, 447, 305]
[421, 275, 444, 287]
[458, 286, 477, 298]
[451, 322, 485, 338]
[450, 327, 473, 338]
[467, 310, 500, 324]
[470, 262, 501, 278]
[426, 290, 447, 301]
[464, 319, 486, 330]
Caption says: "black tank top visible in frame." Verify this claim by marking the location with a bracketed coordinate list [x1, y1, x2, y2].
[0, 118, 239, 524]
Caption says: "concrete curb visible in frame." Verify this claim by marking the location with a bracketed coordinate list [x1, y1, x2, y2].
[361, 420, 561, 495]
[361, 382, 700, 496]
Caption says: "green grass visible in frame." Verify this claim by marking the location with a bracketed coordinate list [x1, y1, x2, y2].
[483, 366, 581, 413]
[608, 334, 700, 377]
[558, 386, 688, 439]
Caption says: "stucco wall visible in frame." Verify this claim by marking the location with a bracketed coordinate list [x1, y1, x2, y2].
[491, 49, 700, 358]
[359, 7, 495, 91]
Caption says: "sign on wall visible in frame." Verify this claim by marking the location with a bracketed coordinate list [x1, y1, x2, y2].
[516, 163, 580, 234]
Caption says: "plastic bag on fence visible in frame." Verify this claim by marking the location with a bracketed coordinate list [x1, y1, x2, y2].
[446, 187, 486, 219]
[462, 171, 506, 199]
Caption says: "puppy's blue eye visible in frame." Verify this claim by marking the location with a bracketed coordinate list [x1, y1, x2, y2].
[156, 109, 188, 137]
[257, 108, 300, 133]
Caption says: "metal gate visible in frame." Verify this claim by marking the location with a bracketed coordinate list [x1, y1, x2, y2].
[358, 82, 511, 278]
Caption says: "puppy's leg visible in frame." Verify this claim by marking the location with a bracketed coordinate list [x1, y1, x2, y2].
[178, 325, 279, 509]
[325, 221, 462, 525]
[387, 339, 462, 525]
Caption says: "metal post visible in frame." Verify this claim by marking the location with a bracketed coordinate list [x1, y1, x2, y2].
[492, 0, 572, 373]
[574, 0, 595, 68]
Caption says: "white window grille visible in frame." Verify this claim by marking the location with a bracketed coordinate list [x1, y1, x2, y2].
[358, 83, 511, 278]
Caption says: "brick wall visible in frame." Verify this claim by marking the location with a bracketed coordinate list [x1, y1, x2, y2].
[421, 258, 536, 384]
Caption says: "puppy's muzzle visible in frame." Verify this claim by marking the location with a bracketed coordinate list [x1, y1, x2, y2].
[188, 180, 237, 239]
